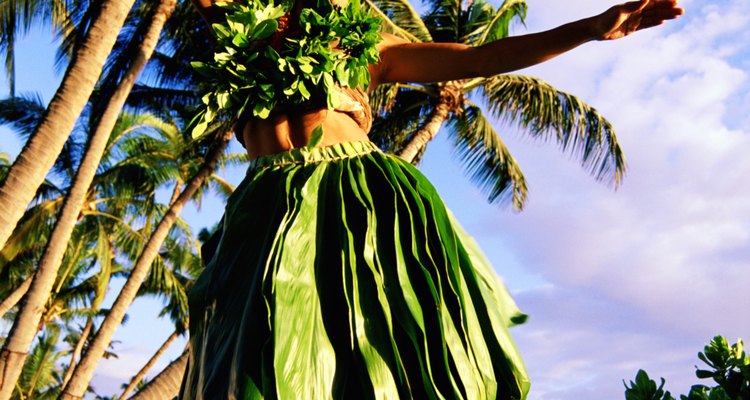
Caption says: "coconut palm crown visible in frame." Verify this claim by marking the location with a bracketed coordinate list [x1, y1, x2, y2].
[367, 0, 625, 209]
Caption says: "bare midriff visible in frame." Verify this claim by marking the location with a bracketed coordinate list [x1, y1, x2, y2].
[240, 108, 370, 160]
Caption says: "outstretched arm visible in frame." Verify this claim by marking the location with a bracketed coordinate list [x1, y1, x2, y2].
[376, 0, 684, 84]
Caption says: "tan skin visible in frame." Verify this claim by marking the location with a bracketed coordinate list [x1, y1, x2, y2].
[192, 0, 684, 159]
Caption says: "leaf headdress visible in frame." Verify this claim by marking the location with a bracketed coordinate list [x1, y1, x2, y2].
[191, 0, 382, 139]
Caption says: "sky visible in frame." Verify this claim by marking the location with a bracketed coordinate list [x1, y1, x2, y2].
[1, 0, 749, 399]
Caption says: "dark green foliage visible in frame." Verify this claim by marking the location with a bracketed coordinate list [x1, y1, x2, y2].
[481, 74, 623, 187]
[14, 326, 64, 398]
[625, 370, 675, 400]
[191, 0, 382, 138]
[448, 104, 526, 207]
[624, 336, 750, 400]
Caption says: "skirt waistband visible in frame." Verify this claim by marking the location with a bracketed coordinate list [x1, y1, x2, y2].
[247, 141, 382, 170]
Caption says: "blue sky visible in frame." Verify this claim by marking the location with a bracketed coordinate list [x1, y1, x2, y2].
[1, 0, 749, 398]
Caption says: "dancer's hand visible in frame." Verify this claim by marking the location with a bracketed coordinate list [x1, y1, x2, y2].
[592, 0, 684, 41]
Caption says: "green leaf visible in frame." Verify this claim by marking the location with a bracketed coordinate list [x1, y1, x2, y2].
[349, 0, 361, 16]
[349, 68, 360, 88]
[254, 102, 272, 119]
[218, 92, 232, 108]
[214, 52, 233, 63]
[232, 32, 250, 47]
[260, 83, 274, 97]
[695, 370, 715, 379]
[251, 19, 279, 41]
[192, 120, 209, 139]
[327, 91, 340, 109]
[298, 80, 311, 99]
[191, 61, 216, 78]
[307, 125, 324, 149]
[335, 62, 349, 86]
[299, 63, 314, 74]
[211, 23, 231, 39]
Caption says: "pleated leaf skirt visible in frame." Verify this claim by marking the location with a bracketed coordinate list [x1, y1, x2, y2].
[180, 141, 530, 400]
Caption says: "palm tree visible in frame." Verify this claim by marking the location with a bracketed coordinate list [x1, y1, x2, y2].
[0, 0, 177, 393]
[367, 0, 624, 209]
[0, 175, 64, 317]
[119, 331, 178, 399]
[128, 348, 189, 400]
[61, 127, 233, 399]
[0, 92, 204, 395]
[57, 2, 245, 391]
[12, 325, 64, 399]
[0, 0, 75, 95]
[0, 0, 140, 267]
[120, 216, 226, 399]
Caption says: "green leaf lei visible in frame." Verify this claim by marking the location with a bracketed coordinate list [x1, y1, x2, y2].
[190, 0, 382, 139]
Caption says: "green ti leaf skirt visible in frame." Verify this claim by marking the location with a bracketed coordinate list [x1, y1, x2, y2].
[180, 141, 530, 399]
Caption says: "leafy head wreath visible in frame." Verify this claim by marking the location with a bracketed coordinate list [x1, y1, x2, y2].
[190, 0, 382, 141]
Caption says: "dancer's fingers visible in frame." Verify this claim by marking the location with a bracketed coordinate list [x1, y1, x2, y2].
[636, 18, 666, 30]
[642, 8, 684, 22]
[621, 0, 650, 13]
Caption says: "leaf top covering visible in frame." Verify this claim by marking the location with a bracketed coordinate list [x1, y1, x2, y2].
[190, 0, 382, 138]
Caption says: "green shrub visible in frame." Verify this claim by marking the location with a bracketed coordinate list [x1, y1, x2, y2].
[624, 336, 749, 400]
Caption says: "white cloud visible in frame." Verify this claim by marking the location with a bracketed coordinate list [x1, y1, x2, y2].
[427, 0, 750, 398]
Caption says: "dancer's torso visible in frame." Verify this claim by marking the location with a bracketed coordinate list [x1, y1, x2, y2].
[240, 45, 385, 160]
[240, 110, 367, 158]
[240, 85, 374, 159]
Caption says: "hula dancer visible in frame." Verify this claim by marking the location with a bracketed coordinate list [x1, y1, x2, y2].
[181, 0, 683, 398]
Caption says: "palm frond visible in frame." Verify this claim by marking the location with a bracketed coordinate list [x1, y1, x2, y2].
[149, 202, 193, 242]
[139, 1, 214, 90]
[481, 74, 625, 186]
[448, 104, 527, 208]
[458, 0, 495, 43]
[93, 163, 161, 199]
[54, 0, 100, 72]
[369, 83, 401, 115]
[125, 84, 201, 118]
[476, 0, 526, 45]
[0, 93, 47, 136]
[0, 0, 21, 94]
[93, 223, 113, 307]
[423, 0, 462, 42]
[216, 151, 249, 169]
[16, 325, 63, 397]
[98, 1, 158, 92]
[364, 0, 431, 42]
[0, 198, 62, 282]
[207, 175, 235, 201]
[0, 93, 86, 181]
[369, 82, 432, 114]
[0, 151, 11, 165]
[138, 240, 194, 332]
[369, 88, 433, 155]
[0, 0, 73, 94]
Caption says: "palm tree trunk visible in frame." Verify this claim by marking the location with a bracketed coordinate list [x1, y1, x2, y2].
[398, 83, 463, 163]
[60, 131, 233, 399]
[128, 348, 189, 400]
[168, 181, 183, 207]
[0, 273, 33, 317]
[60, 317, 94, 390]
[120, 331, 178, 399]
[0, 0, 138, 253]
[0, 2, 177, 398]
[397, 100, 451, 163]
